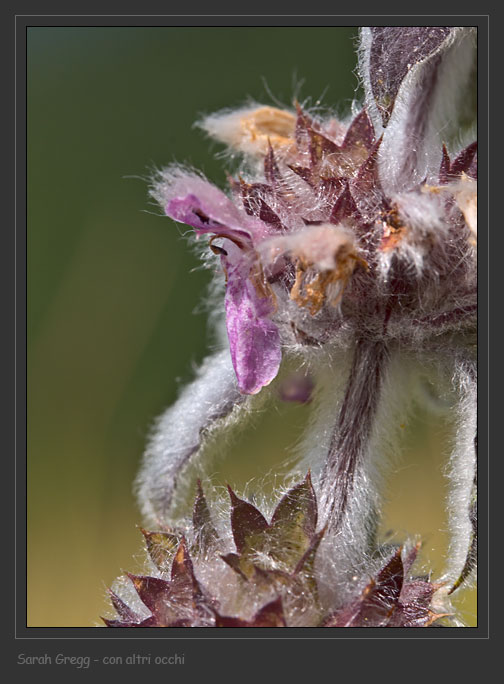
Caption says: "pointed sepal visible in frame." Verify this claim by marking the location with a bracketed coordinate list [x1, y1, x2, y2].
[214, 597, 287, 627]
[192, 480, 218, 553]
[228, 486, 269, 555]
[141, 528, 179, 573]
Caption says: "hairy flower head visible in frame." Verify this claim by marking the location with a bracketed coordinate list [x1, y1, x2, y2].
[105, 478, 451, 628]
[153, 89, 476, 394]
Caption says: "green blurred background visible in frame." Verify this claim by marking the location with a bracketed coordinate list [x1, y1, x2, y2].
[27, 26, 476, 627]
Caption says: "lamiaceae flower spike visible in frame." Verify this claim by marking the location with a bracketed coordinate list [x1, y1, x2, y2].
[104, 480, 450, 627]
[123, 25, 477, 627]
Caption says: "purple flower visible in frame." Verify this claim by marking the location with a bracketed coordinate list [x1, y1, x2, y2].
[156, 60, 476, 396]
[160, 174, 281, 394]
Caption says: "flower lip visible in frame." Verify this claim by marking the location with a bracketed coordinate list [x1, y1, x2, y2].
[166, 194, 254, 246]
[225, 260, 282, 395]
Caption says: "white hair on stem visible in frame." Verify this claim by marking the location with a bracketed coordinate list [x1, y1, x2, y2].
[441, 352, 477, 590]
[293, 340, 417, 601]
[357, 27, 385, 139]
[292, 343, 352, 481]
[135, 348, 251, 526]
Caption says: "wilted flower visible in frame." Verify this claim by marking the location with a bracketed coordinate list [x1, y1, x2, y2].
[107, 26, 477, 627]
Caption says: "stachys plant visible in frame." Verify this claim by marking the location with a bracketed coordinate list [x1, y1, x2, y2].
[104, 26, 477, 628]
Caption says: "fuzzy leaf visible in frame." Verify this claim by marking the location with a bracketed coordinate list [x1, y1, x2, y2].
[294, 527, 325, 577]
[451, 142, 477, 180]
[362, 27, 476, 191]
[350, 137, 385, 222]
[439, 142, 477, 184]
[322, 547, 445, 627]
[224, 477, 324, 583]
[400, 578, 435, 607]
[125, 574, 185, 626]
[308, 128, 339, 165]
[402, 542, 421, 577]
[364, 27, 453, 127]
[294, 105, 314, 147]
[136, 348, 246, 527]
[228, 486, 269, 555]
[221, 552, 249, 580]
[102, 615, 157, 628]
[266, 472, 318, 568]
[119, 539, 216, 627]
[439, 145, 451, 184]
[192, 480, 218, 553]
[330, 182, 362, 225]
[271, 472, 317, 534]
[322, 549, 403, 627]
[264, 142, 282, 187]
[288, 164, 314, 186]
[107, 589, 139, 623]
[449, 468, 477, 594]
[215, 597, 286, 627]
[171, 537, 196, 586]
[374, 546, 404, 602]
[240, 181, 285, 231]
[141, 529, 179, 573]
[342, 108, 375, 150]
[107, 480, 449, 627]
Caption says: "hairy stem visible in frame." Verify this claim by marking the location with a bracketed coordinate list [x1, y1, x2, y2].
[135, 349, 247, 526]
[444, 353, 477, 592]
[320, 337, 389, 532]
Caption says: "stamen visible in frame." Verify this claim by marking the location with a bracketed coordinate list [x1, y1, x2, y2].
[380, 206, 408, 250]
[290, 248, 368, 315]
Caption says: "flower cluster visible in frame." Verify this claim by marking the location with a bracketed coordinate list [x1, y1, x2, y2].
[104, 478, 449, 627]
[106, 26, 477, 627]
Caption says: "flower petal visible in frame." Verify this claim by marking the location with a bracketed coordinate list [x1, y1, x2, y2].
[154, 168, 272, 242]
[166, 192, 252, 245]
[225, 261, 281, 395]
